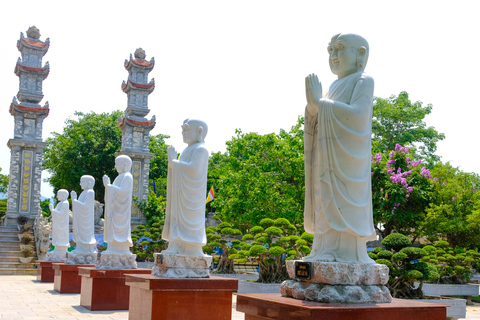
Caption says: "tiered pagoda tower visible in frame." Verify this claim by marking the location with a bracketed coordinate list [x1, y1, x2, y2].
[117, 48, 155, 226]
[5, 26, 50, 227]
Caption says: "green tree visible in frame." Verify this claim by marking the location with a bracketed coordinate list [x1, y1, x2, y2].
[372, 91, 445, 162]
[210, 117, 305, 230]
[43, 111, 123, 203]
[0, 167, 8, 194]
[422, 162, 480, 247]
[229, 218, 312, 283]
[203, 222, 243, 274]
[372, 233, 439, 299]
[131, 222, 166, 261]
[421, 241, 480, 284]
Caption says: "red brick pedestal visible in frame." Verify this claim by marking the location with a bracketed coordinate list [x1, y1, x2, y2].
[125, 274, 239, 320]
[35, 260, 55, 282]
[236, 294, 448, 320]
[53, 263, 94, 293]
[79, 267, 151, 311]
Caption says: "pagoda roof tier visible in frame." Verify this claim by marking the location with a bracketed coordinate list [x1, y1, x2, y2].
[17, 36, 50, 54]
[118, 116, 156, 130]
[9, 101, 50, 117]
[124, 58, 155, 71]
[121, 80, 155, 93]
[14, 62, 50, 79]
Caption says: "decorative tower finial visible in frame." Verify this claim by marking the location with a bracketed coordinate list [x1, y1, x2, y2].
[134, 48, 146, 60]
[26, 26, 41, 39]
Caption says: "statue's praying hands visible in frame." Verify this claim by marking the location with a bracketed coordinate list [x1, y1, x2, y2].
[305, 73, 322, 116]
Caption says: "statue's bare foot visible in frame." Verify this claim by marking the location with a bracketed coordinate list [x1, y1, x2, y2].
[318, 253, 335, 262]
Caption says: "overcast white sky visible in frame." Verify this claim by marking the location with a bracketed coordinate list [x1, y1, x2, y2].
[1, 1, 478, 199]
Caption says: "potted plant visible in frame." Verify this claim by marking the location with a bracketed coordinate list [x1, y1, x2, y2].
[19, 231, 33, 250]
[16, 215, 29, 231]
[19, 245, 34, 263]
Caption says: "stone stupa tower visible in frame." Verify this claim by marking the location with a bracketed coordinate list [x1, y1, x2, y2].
[5, 26, 50, 227]
[117, 48, 155, 226]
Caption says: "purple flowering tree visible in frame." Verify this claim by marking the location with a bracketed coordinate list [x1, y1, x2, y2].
[371, 144, 433, 240]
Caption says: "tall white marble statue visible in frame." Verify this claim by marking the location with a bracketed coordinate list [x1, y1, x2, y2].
[303, 33, 376, 264]
[162, 119, 209, 257]
[46, 189, 69, 261]
[97, 155, 136, 269]
[281, 33, 391, 304]
[68, 175, 97, 264]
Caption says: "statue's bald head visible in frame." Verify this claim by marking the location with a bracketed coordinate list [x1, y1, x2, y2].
[57, 189, 68, 201]
[115, 155, 133, 172]
[81, 175, 95, 188]
[183, 119, 208, 142]
[329, 33, 369, 71]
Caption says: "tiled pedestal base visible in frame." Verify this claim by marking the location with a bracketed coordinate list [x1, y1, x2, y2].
[35, 260, 55, 282]
[79, 267, 151, 311]
[53, 263, 94, 293]
[236, 294, 448, 320]
[125, 274, 239, 320]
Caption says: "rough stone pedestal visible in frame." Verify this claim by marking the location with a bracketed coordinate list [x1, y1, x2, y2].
[78, 267, 151, 310]
[66, 252, 97, 265]
[95, 252, 137, 269]
[45, 252, 67, 262]
[151, 253, 212, 278]
[53, 263, 95, 293]
[126, 274, 238, 320]
[281, 260, 392, 304]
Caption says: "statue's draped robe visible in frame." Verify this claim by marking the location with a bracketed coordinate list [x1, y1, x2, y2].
[304, 71, 376, 262]
[162, 142, 209, 245]
[104, 172, 133, 246]
[72, 189, 96, 250]
[52, 200, 70, 247]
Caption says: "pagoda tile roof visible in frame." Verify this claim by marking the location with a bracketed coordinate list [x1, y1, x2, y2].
[21, 38, 49, 48]
[14, 62, 50, 77]
[121, 80, 155, 92]
[118, 116, 156, 129]
[17, 37, 50, 53]
[9, 102, 50, 117]
[124, 58, 155, 70]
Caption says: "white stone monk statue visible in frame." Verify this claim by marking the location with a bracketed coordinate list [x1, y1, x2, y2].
[48, 189, 70, 256]
[70, 175, 96, 254]
[102, 155, 134, 254]
[162, 119, 209, 256]
[303, 33, 375, 263]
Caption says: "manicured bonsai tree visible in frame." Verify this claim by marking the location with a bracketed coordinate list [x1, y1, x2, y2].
[229, 218, 313, 283]
[371, 233, 439, 298]
[131, 221, 166, 262]
[420, 240, 480, 284]
[202, 222, 243, 273]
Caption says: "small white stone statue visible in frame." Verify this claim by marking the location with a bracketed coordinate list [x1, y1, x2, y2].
[67, 175, 97, 264]
[303, 33, 376, 264]
[153, 119, 211, 278]
[97, 155, 136, 269]
[46, 189, 69, 261]
[162, 119, 210, 256]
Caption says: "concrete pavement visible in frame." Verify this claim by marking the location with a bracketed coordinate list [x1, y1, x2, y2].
[0, 275, 244, 320]
[2, 275, 480, 319]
